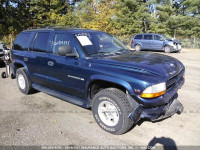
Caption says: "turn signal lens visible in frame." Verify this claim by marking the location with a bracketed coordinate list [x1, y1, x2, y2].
[141, 82, 166, 98]
[131, 40, 133, 45]
[183, 73, 185, 78]
[141, 90, 166, 98]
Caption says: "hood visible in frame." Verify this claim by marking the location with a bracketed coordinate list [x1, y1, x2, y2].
[168, 39, 181, 45]
[89, 52, 184, 78]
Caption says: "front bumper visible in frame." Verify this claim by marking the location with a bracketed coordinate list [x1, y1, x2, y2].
[128, 94, 183, 123]
[135, 77, 184, 107]
[172, 44, 181, 51]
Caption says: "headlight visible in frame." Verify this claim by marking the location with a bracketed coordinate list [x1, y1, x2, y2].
[141, 82, 166, 98]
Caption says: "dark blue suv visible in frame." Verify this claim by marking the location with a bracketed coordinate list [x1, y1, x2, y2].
[10, 27, 185, 134]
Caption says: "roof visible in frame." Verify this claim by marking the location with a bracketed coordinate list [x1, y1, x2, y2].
[23, 27, 97, 33]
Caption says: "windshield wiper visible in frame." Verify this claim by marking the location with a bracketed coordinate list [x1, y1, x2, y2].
[88, 51, 109, 56]
[113, 49, 131, 54]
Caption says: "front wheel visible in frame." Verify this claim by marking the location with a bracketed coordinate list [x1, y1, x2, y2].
[164, 46, 171, 53]
[92, 88, 134, 135]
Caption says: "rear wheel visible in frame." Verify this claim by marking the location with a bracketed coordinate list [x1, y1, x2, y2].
[92, 88, 134, 135]
[164, 46, 171, 53]
[135, 44, 141, 51]
[16, 68, 33, 94]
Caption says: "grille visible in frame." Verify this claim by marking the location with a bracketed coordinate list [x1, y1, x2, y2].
[167, 70, 184, 90]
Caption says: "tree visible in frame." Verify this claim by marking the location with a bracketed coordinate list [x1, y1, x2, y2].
[76, 0, 116, 33]
[110, 0, 154, 43]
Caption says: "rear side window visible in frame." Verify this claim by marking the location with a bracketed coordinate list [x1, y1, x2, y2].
[13, 32, 31, 51]
[33, 32, 50, 53]
[144, 34, 153, 40]
[134, 34, 143, 39]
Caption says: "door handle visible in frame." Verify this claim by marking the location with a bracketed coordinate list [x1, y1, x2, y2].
[48, 61, 54, 66]
[24, 57, 28, 61]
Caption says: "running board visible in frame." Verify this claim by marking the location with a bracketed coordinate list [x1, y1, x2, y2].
[32, 83, 89, 108]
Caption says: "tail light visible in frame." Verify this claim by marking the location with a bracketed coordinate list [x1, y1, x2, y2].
[131, 40, 133, 45]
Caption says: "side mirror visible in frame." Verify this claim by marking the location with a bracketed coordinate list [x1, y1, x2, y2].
[160, 38, 165, 41]
[58, 45, 72, 56]
[58, 45, 78, 57]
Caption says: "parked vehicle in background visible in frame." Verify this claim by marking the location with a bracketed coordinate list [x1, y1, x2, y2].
[0, 42, 6, 63]
[10, 27, 185, 134]
[131, 33, 182, 53]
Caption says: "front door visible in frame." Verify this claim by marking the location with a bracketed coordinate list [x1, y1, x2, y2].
[152, 35, 164, 50]
[46, 33, 87, 99]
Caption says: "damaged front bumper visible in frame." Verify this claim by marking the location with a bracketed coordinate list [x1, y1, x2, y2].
[128, 94, 184, 123]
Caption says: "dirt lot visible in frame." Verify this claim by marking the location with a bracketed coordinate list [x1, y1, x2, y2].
[0, 49, 200, 149]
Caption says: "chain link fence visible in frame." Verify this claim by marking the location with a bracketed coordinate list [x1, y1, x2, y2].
[117, 35, 200, 49]
[178, 37, 200, 49]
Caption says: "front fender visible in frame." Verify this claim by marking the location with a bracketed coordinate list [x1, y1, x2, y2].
[87, 74, 134, 95]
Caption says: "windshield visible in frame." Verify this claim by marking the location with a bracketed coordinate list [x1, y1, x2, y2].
[161, 34, 171, 41]
[75, 32, 130, 57]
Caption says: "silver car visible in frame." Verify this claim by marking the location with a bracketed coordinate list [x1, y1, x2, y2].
[131, 33, 181, 53]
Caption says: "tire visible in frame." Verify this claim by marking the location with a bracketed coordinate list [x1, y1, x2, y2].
[92, 88, 134, 135]
[135, 44, 141, 51]
[1, 72, 6, 78]
[164, 46, 171, 53]
[176, 49, 181, 53]
[11, 73, 16, 79]
[16, 68, 33, 94]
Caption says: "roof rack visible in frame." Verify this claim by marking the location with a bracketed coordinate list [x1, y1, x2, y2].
[26, 25, 82, 31]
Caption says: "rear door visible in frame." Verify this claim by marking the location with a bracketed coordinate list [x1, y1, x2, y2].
[25, 32, 51, 87]
[152, 34, 164, 50]
[12, 32, 33, 63]
[142, 34, 153, 49]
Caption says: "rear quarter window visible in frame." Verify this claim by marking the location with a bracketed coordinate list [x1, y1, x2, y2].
[134, 34, 143, 39]
[13, 32, 32, 51]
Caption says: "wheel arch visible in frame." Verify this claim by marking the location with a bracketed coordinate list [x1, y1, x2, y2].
[163, 44, 173, 51]
[134, 43, 143, 50]
[87, 75, 135, 104]
[135, 43, 142, 47]
[11, 60, 29, 75]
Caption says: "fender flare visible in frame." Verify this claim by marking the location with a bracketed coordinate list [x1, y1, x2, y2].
[87, 74, 135, 96]
[163, 44, 173, 51]
[11, 60, 29, 75]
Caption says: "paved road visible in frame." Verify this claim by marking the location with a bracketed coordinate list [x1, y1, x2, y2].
[0, 49, 200, 149]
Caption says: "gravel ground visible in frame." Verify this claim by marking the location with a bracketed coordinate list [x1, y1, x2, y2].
[0, 49, 200, 149]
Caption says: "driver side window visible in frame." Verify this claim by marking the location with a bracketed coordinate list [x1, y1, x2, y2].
[154, 35, 162, 41]
[52, 34, 73, 55]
